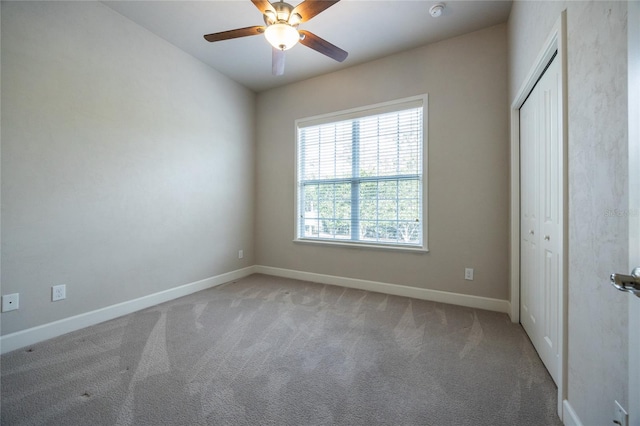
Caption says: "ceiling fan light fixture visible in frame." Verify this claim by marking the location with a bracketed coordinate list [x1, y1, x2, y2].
[264, 23, 300, 50]
[288, 13, 302, 26]
[264, 10, 277, 25]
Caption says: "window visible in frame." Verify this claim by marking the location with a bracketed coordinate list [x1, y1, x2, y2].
[295, 95, 427, 250]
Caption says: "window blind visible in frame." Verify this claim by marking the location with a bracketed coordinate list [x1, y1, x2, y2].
[296, 97, 425, 248]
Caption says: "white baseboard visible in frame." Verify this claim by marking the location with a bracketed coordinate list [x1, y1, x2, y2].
[0, 266, 256, 355]
[254, 265, 510, 314]
[563, 400, 584, 426]
[1, 265, 511, 354]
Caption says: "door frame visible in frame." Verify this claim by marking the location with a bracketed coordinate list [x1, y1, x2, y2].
[628, 1, 639, 423]
[509, 10, 568, 420]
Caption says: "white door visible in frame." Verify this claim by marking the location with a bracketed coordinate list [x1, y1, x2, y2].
[520, 54, 561, 385]
[520, 86, 538, 345]
[627, 2, 639, 424]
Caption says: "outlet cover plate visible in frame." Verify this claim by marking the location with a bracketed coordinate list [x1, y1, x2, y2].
[465, 268, 474, 281]
[2, 293, 19, 312]
[52, 285, 66, 301]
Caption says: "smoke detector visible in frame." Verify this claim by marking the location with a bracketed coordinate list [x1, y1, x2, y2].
[429, 3, 445, 18]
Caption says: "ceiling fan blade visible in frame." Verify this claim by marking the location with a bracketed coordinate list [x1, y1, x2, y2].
[292, 0, 340, 23]
[299, 30, 348, 62]
[272, 48, 285, 76]
[204, 26, 265, 42]
[251, 0, 276, 15]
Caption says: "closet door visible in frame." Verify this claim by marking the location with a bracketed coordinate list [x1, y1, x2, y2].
[520, 55, 561, 385]
[520, 86, 540, 350]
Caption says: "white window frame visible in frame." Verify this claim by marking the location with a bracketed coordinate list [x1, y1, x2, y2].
[294, 94, 428, 252]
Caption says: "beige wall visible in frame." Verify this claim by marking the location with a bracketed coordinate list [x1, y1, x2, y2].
[1, 1, 255, 335]
[255, 24, 509, 301]
[509, 1, 629, 423]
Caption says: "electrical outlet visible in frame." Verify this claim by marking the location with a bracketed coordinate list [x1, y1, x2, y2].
[52, 285, 66, 302]
[238, 249, 244, 259]
[465, 268, 474, 281]
[2, 293, 19, 312]
[614, 400, 628, 426]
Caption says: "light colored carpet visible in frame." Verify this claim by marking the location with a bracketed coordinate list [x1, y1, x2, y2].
[1, 274, 561, 425]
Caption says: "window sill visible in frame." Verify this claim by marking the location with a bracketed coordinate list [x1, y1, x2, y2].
[293, 238, 429, 253]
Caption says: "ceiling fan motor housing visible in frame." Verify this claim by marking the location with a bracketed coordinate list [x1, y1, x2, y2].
[264, 1, 297, 26]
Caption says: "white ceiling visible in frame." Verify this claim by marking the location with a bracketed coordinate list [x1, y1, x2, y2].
[103, 0, 512, 92]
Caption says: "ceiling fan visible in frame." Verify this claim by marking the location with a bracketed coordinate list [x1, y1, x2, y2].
[203, 0, 348, 76]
